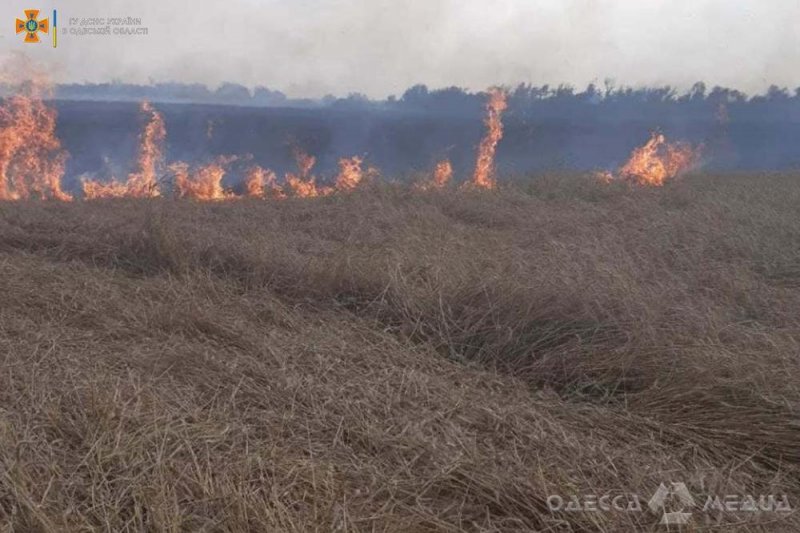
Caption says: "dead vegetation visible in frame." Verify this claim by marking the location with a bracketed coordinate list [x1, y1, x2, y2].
[0, 173, 798, 531]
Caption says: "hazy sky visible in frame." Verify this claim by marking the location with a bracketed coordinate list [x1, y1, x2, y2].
[1, 0, 798, 98]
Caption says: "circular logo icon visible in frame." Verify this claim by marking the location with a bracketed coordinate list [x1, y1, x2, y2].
[25, 19, 39, 32]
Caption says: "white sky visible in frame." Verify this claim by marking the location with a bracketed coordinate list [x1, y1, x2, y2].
[1, 0, 798, 98]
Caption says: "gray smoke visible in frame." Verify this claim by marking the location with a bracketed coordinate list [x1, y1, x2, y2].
[1, 0, 798, 98]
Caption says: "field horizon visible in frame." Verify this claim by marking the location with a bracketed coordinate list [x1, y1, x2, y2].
[1, 173, 798, 531]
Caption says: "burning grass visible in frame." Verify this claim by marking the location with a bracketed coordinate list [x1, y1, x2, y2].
[81, 101, 166, 199]
[0, 82, 71, 201]
[0, 173, 799, 531]
[470, 88, 507, 189]
[2, 87, 515, 202]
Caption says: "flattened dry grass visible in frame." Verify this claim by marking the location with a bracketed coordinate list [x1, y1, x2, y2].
[0, 173, 799, 531]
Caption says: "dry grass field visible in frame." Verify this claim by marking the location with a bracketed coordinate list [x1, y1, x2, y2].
[0, 173, 798, 531]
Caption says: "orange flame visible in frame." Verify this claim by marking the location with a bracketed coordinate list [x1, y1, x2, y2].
[334, 156, 364, 191]
[244, 165, 284, 199]
[285, 176, 320, 197]
[433, 159, 453, 188]
[82, 101, 166, 199]
[618, 133, 701, 186]
[171, 155, 237, 201]
[470, 88, 507, 189]
[285, 148, 329, 198]
[0, 84, 71, 201]
[294, 148, 315, 179]
[416, 159, 453, 191]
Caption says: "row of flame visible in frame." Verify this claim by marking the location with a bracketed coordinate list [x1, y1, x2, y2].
[0, 86, 701, 202]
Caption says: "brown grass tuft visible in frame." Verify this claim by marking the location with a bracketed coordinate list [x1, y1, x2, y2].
[0, 173, 799, 531]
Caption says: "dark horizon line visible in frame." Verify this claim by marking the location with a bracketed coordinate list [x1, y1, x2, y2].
[4, 79, 800, 106]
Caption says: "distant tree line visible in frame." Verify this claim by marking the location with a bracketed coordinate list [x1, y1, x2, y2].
[3, 80, 799, 116]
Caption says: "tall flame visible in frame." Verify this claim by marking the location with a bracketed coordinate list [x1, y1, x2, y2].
[470, 88, 507, 189]
[433, 159, 453, 189]
[294, 148, 315, 179]
[0, 84, 72, 201]
[334, 156, 364, 191]
[285, 148, 326, 198]
[82, 101, 166, 199]
[618, 133, 701, 186]
[244, 165, 284, 199]
[171, 155, 237, 201]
